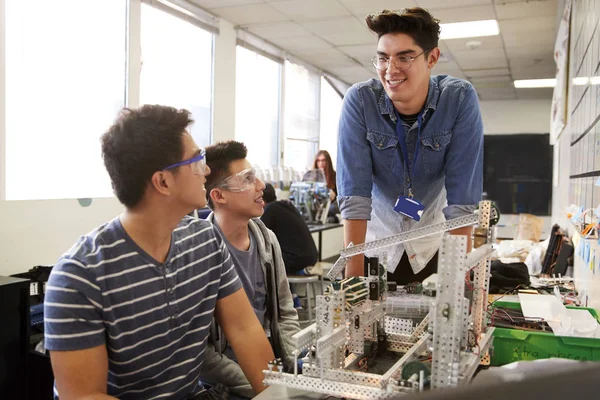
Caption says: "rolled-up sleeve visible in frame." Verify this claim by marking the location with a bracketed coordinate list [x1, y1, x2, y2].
[336, 85, 374, 221]
[442, 83, 484, 220]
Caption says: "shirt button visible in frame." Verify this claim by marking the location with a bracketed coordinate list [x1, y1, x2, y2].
[435, 143, 440, 149]
[378, 143, 383, 147]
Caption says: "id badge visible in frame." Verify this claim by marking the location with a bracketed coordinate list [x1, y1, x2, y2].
[393, 196, 425, 221]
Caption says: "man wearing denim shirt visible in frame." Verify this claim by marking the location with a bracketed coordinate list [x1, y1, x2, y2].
[337, 8, 483, 283]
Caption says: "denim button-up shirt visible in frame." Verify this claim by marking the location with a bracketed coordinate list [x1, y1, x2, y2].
[336, 75, 483, 274]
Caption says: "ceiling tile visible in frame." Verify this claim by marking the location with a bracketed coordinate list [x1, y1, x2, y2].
[457, 55, 509, 70]
[464, 67, 510, 77]
[328, 65, 375, 84]
[499, 16, 556, 36]
[301, 17, 376, 46]
[515, 87, 554, 100]
[338, 0, 417, 17]
[269, 35, 333, 53]
[477, 88, 517, 100]
[189, 0, 263, 9]
[433, 60, 462, 73]
[510, 63, 557, 80]
[246, 21, 311, 38]
[470, 79, 515, 89]
[337, 44, 375, 61]
[436, 41, 456, 62]
[299, 49, 359, 68]
[417, 0, 492, 9]
[505, 42, 555, 59]
[495, 0, 558, 20]
[443, 35, 504, 52]
[452, 48, 509, 69]
[269, 0, 351, 21]
[431, 5, 495, 23]
[213, 4, 289, 25]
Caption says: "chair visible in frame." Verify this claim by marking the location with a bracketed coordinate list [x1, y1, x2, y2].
[287, 275, 322, 324]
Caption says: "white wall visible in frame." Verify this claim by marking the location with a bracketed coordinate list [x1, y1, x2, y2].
[0, 20, 240, 277]
[479, 99, 551, 135]
[0, 198, 124, 275]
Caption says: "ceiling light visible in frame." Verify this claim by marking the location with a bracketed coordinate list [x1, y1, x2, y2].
[573, 77, 589, 85]
[514, 79, 556, 88]
[440, 20, 499, 40]
[591, 76, 600, 85]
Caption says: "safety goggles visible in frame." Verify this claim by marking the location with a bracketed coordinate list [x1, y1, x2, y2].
[163, 148, 207, 176]
[218, 165, 260, 192]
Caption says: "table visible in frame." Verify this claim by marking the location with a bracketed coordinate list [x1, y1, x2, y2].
[307, 223, 342, 261]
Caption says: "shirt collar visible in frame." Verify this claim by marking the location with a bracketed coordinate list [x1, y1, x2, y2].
[379, 76, 440, 120]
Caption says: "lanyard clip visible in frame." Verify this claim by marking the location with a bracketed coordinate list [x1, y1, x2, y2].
[408, 188, 414, 199]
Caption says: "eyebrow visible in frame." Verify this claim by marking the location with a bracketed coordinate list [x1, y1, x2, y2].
[377, 49, 417, 56]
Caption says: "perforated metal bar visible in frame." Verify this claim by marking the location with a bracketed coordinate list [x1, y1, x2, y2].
[344, 353, 360, 369]
[408, 313, 430, 343]
[292, 324, 317, 350]
[263, 371, 401, 400]
[472, 201, 492, 337]
[431, 234, 467, 389]
[355, 302, 385, 327]
[458, 328, 495, 384]
[381, 334, 430, 382]
[464, 244, 493, 270]
[316, 325, 346, 358]
[384, 316, 414, 335]
[340, 210, 496, 259]
[326, 251, 349, 280]
[302, 364, 385, 387]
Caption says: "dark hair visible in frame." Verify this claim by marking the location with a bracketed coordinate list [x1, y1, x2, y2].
[312, 150, 336, 191]
[204, 140, 248, 208]
[101, 105, 193, 208]
[263, 183, 277, 203]
[366, 8, 440, 53]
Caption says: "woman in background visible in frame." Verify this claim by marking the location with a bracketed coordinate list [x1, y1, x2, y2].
[312, 150, 337, 201]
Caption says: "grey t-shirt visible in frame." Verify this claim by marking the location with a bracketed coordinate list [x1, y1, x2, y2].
[215, 223, 268, 360]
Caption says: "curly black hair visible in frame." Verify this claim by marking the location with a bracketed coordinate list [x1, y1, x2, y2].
[366, 8, 441, 53]
[101, 105, 193, 208]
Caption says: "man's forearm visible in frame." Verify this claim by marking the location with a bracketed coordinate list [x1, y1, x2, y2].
[343, 219, 368, 277]
[79, 395, 118, 400]
[227, 324, 275, 394]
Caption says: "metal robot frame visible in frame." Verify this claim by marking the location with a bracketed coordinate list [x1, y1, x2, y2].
[263, 201, 497, 399]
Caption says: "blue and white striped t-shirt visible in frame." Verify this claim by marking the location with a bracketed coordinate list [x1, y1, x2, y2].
[44, 216, 242, 400]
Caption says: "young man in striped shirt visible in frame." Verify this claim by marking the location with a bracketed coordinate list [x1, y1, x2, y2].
[198, 141, 300, 398]
[44, 105, 275, 400]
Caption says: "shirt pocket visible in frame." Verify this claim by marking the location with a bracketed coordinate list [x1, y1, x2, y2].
[421, 133, 452, 175]
[366, 131, 398, 174]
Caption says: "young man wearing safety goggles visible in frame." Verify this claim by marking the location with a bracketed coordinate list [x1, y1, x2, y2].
[199, 140, 300, 399]
[43, 106, 275, 400]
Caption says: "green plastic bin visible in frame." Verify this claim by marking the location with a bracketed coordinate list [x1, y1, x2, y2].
[490, 301, 600, 366]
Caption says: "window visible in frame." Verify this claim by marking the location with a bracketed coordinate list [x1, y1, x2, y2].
[4, 0, 127, 200]
[140, 3, 214, 148]
[319, 77, 343, 169]
[235, 46, 281, 168]
[283, 61, 320, 171]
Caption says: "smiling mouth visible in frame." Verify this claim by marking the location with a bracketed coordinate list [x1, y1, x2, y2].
[387, 79, 407, 87]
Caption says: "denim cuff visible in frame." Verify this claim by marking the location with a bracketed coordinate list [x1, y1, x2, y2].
[338, 195, 372, 220]
[443, 204, 478, 220]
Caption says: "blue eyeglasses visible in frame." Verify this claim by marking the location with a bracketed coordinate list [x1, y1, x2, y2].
[163, 148, 207, 175]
